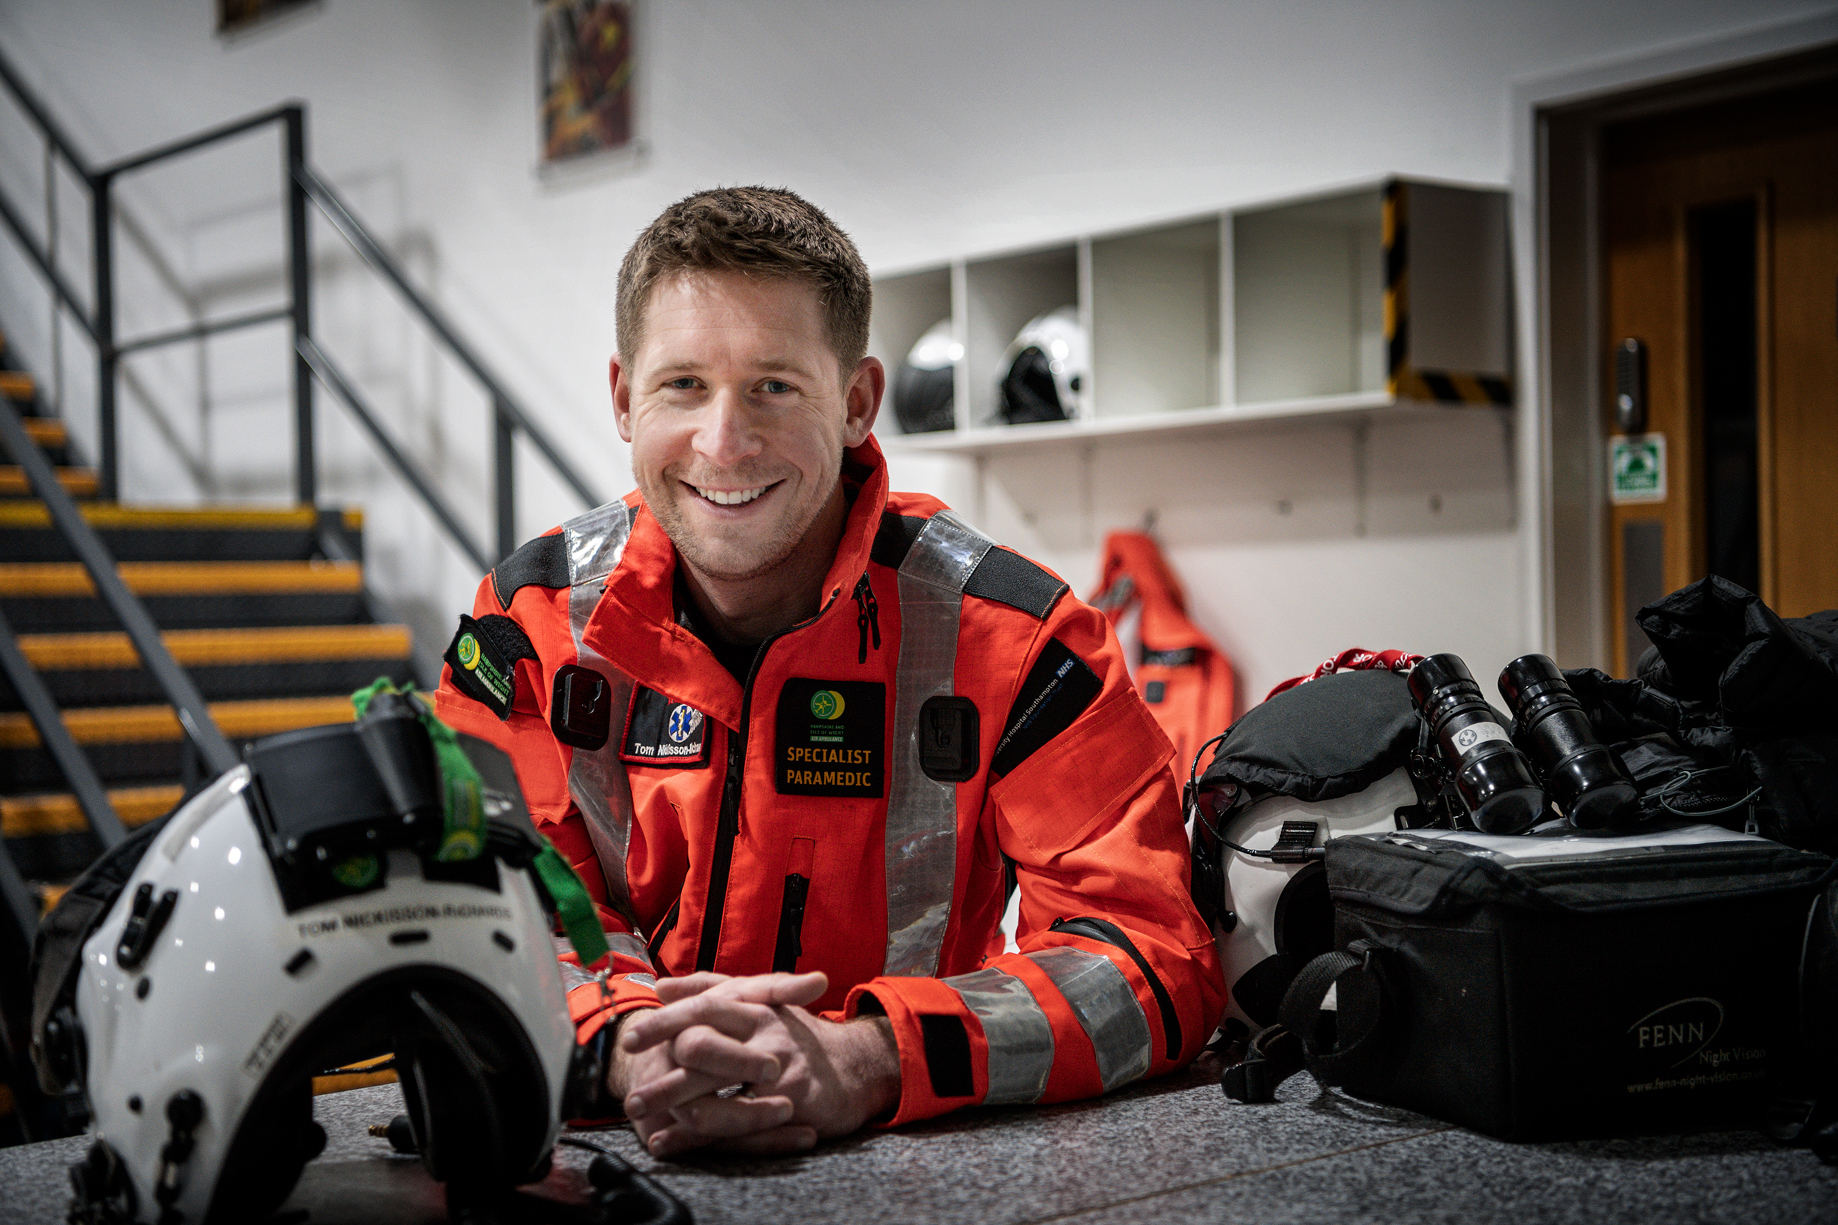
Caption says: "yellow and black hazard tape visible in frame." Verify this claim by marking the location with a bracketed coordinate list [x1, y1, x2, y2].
[1384, 179, 1410, 390]
[1383, 178, 1512, 407]
[1392, 368, 1513, 406]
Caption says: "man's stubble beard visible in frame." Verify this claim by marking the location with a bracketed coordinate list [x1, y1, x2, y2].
[650, 469, 840, 585]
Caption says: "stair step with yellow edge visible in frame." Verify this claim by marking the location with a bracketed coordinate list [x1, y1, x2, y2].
[0, 560, 371, 633]
[20, 417, 66, 447]
[0, 370, 33, 400]
[2, 783, 183, 839]
[0, 693, 357, 789]
[0, 559, 363, 596]
[0, 693, 357, 750]
[0, 501, 363, 563]
[0, 465, 97, 497]
[4, 623, 414, 710]
[13, 623, 410, 670]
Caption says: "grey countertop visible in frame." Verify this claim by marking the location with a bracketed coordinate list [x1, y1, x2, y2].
[4, 1056, 1834, 1224]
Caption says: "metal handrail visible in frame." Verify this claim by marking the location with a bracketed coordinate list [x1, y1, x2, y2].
[0, 44, 605, 554]
[294, 165, 606, 529]
[295, 333, 492, 571]
[0, 603, 125, 849]
[0, 183, 94, 342]
[0, 396, 239, 778]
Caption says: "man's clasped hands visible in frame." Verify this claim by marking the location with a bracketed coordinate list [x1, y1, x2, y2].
[610, 971, 903, 1157]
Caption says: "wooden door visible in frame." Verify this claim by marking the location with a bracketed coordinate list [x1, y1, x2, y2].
[1602, 79, 1838, 676]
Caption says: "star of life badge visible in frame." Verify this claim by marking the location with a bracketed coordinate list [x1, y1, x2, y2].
[621, 686, 712, 768]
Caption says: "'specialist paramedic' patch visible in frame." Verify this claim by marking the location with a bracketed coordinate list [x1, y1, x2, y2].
[621, 685, 711, 768]
[443, 613, 535, 721]
[775, 678, 886, 797]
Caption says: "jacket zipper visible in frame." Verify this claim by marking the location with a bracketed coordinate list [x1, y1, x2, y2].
[853, 573, 880, 664]
[692, 587, 847, 973]
[771, 872, 811, 972]
[646, 897, 680, 966]
[1049, 915, 1183, 1061]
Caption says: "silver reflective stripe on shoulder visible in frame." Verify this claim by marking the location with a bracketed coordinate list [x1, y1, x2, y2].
[882, 511, 996, 977]
[1027, 946, 1153, 1092]
[942, 966, 1054, 1105]
[900, 510, 993, 591]
[562, 501, 640, 926]
[567, 501, 635, 587]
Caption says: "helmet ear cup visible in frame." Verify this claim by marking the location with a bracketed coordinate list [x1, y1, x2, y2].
[203, 1077, 319, 1225]
[393, 979, 552, 1191]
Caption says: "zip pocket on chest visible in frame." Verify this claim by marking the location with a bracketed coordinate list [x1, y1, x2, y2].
[772, 837, 817, 973]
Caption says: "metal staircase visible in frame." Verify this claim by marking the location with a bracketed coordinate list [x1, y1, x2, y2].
[0, 50, 607, 1143]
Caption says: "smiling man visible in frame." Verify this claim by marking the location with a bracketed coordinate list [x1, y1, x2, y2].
[435, 187, 1224, 1158]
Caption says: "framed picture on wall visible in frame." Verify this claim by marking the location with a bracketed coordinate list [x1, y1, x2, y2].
[538, 0, 637, 166]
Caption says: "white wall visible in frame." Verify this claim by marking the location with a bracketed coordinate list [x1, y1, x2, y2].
[0, 0, 1830, 704]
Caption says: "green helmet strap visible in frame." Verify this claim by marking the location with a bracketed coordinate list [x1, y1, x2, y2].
[350, 678, 610, 970]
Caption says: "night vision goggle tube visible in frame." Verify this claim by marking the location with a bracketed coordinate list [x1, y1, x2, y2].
[1408, 653, 1542, 835]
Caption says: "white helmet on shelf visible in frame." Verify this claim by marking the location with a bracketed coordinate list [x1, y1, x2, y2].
[998, 305, 1086, 424]
[35, 689, 596, 1225]
[893, 317, 958, 434]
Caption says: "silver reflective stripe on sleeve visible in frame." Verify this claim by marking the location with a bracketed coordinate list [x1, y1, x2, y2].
[551, 930, 655, 978]
[1027, 946, 1153, 1091]
[559, 960, 597, 994]
[604, 931, 655, 973]
[562, 501, 640, 927]
[626, 973, 657, 990]
[942, 966, 1054, 1105]
[882, 511, 995, 977]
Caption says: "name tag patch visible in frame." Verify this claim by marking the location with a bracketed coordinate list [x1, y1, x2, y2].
[775, 678, 886, 797]
[621, 686, 711, 768]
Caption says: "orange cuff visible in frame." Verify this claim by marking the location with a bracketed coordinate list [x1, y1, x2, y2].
[844, 976, 984, 1127]
[568, 977, 661, 1044]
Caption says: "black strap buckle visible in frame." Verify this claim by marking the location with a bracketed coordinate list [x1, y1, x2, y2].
[1220, 1024, 1306, 1104]
[1268, 820, 1321, 864]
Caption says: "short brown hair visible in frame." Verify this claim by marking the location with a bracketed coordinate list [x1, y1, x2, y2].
[616, 186, 872, 374]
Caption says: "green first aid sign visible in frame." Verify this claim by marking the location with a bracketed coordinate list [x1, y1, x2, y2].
[1609, 434, 1666, 504]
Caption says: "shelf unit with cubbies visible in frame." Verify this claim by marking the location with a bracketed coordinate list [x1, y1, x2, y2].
[869, 177, 1512, 458]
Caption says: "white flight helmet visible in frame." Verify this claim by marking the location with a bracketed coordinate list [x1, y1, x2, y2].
[1211, 768, 1416, 1032]
[35, 690, 595, 1225]
[893, 317, 958, 434]
[998, 305, 1086, 424]
[1188, 669, 1445, 1038]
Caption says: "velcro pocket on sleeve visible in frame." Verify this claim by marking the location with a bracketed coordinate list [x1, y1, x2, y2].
[989, 688, 1173, 859]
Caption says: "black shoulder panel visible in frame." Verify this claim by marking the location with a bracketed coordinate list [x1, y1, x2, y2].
[871, 512, 928, 570]
[964, 546, 1068, 620]
[990, 637, 1102, 778]
[490, 532, 571, 609]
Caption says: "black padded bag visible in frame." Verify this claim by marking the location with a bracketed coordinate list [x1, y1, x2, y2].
[1769, 879, 1838, 1162]
[1280, 828, 1832, 1141]
[1197, 668, 1420, 804]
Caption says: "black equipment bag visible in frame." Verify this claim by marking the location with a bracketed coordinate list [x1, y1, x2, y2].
[1769, 877, 1838, 1162]
[1278, 825, 1832, 1141]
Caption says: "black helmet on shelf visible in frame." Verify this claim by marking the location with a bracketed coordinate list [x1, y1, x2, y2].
[893, 317, 958, 434]
[998, 306, 1086, 425]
